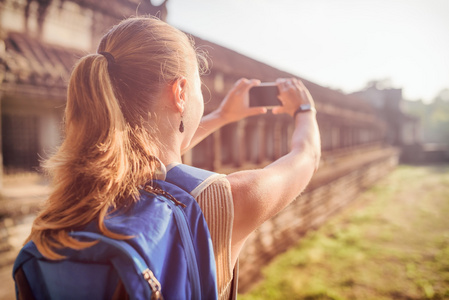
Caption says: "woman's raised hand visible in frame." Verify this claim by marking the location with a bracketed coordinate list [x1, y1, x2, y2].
[272, 78, 316, 117]
[216, 78, 267, 123]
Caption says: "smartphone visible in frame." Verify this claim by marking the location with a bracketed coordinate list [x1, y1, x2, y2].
[249, 83, 282, 108]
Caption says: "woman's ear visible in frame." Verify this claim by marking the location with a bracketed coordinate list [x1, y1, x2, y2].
[172, 77, 188, 114]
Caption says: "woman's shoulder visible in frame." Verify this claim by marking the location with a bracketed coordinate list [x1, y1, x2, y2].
[206, 175, 231, 188]
[195, 173, 233, 212]
[194, 174, 231, 200]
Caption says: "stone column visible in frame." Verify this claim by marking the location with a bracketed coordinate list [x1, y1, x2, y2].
[334, 126, 341, 150]
[212, 130, 221, 171]
[256, 117, 266, 164]
[234, 120, 246, 168]
[273, 119, 282, 160]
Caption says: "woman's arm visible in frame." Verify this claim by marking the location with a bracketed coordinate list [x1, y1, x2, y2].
[227, 78, 321, 264]
[184, 79, 267, 152]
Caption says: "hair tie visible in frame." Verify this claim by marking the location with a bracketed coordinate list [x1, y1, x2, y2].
[99, 51, 116, 66]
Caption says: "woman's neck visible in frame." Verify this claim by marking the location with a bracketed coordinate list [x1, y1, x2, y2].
[154, 127, 184, 167]
[158, 149, 183, 167]
[150, 99, 186, 167]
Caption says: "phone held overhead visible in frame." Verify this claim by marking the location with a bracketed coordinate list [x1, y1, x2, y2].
[249, 82, 281, 108]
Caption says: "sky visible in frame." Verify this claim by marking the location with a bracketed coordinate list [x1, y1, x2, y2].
[166, 0, 449, 103]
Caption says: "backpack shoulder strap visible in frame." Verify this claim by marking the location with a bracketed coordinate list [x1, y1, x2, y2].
[165, 164, 224, 198]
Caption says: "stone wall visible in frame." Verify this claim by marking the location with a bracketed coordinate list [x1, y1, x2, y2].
[0, 174, 49, 269]
[238, 146, 399, 292]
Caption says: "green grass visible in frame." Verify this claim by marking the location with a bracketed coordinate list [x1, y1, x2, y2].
[239, 164, 449, 300]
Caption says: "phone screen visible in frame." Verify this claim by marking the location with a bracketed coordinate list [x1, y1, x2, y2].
[249, 83, 282, 108]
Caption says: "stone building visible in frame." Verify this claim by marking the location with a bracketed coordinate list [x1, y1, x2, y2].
[352, 83, 420, 147]
[0, 0, 170, 179]
[0, 0, 400, 296]
[351, 83, 429, 163]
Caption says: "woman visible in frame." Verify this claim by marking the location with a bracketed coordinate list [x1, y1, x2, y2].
[27, 16, 320, 299]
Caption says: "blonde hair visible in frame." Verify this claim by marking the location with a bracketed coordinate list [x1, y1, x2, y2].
[27, 16, 207, 259]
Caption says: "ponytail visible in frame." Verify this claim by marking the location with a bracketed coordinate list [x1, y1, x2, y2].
[28, 54, 159, 259]
[27, 16, 204, 259]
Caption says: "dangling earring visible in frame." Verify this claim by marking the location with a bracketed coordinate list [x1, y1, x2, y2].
[179, 114, 184, 133]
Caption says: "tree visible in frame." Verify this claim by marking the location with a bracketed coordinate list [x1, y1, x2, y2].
[404, 89, 449, 145]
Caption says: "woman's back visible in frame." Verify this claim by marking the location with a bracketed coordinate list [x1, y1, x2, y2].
[22, 16, 320, 300]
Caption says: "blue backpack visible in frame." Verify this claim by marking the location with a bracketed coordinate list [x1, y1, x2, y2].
[13, 164, 219, 300]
